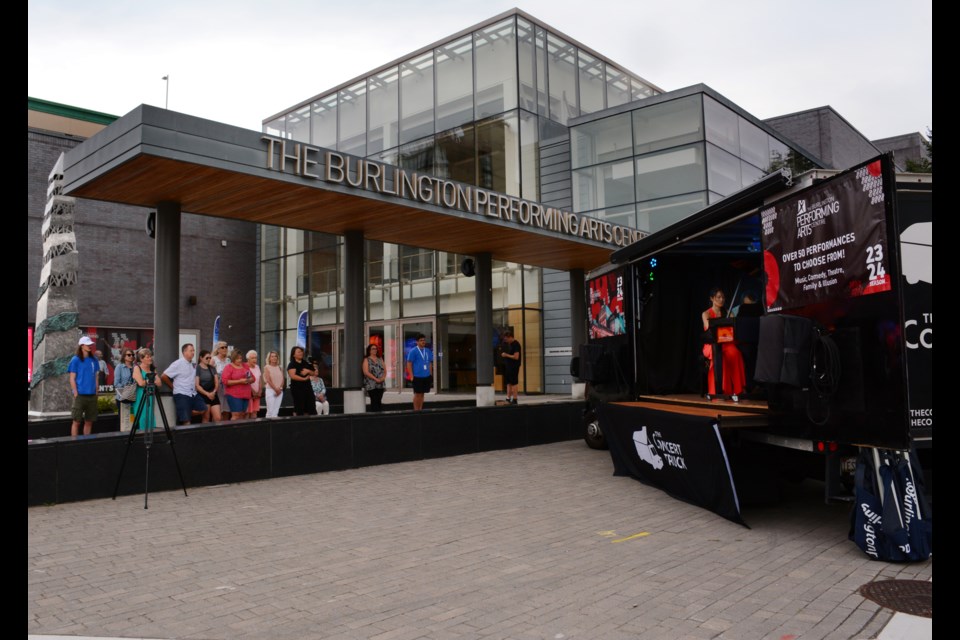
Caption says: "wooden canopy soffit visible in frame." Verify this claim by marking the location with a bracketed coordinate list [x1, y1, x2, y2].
[60, 106, 633, 272]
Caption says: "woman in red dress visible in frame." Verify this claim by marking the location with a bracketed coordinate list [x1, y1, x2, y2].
[701, 287, 746, 401]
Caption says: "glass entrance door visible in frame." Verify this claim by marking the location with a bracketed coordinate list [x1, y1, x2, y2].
[401, 320, 435, 390]
[365, 323, 399, 390]
[366, 319, 435, 391]
[309, 325, 338, 386]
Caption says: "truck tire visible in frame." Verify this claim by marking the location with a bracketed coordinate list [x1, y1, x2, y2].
[584, 417, 607, 450]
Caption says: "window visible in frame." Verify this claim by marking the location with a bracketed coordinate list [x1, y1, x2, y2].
[477, 112, 520, 195]
[311, 94, 337, 149]
[635, 143, 706, 201]
[636, 193, 707, 233]
[475, 18, 518, 119]
[571, 112, 632, 169]
[368, 67, 399, 154]
[400, 52, 434, 144]
[546, 33, 578, 124]
[706, 143, 742, 196]
[605, 66, 631, 109]
[436, 36, 474, 131]
[703, 94, 738, 155]
[577, 51, 605, 115]
[573, 160, 635, 213]
[633, 95, 703, 155]
[338, 81, 367, 156]
[286, 106, 310, 144]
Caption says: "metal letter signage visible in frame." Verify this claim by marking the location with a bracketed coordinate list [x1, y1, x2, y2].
[261, 136, 646, 249]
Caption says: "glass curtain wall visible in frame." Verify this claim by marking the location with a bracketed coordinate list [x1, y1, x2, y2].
[260, 226, 336, 378]
[259, 12, 665, 393]
[570, 91, 821, 233]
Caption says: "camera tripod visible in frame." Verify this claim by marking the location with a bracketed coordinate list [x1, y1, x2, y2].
[112, 372, 188, 508]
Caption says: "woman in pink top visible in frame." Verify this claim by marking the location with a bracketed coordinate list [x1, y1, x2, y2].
[221, 348, 253, 420]
[246, 350, 263, 418]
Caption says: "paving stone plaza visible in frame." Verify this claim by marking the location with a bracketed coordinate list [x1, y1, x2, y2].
[28, 439, 931, 639]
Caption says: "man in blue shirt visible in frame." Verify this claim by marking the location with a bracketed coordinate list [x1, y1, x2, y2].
[405, 334, 433, 411]
[69, 335, 100, 436]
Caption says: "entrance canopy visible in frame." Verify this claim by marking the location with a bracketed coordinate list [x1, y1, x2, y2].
[61, 105, 622, 271]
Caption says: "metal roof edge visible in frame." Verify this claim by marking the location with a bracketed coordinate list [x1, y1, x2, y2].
[609, 170, 792, 265]
[28, 97, 119, 125]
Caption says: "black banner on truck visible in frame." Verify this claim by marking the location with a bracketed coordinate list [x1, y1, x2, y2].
[598, 403, 746, 526]
[761, 158, 892, 312]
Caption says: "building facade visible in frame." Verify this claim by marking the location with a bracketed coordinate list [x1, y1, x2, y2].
[255, 10, 832, 395]
[30, 9, 909, 401]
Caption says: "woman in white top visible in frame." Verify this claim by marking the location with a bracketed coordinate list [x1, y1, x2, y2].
[263, 350, 286, 418]
[246, 350, 263, 418]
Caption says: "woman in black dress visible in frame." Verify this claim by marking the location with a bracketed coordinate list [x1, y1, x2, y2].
[286, 346, 317, 416]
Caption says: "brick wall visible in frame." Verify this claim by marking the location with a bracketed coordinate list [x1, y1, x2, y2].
[28, 128, 258, 351]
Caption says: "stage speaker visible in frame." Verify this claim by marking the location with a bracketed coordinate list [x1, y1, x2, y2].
[754, 315, 784, 384]
[460, 258, 475, 277]
[780, 315, 813, 387]
[754, 314, 813, 387]
[578, 344, 608, 383]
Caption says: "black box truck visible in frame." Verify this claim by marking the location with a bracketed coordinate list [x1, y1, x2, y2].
[575, 153, 931, 504]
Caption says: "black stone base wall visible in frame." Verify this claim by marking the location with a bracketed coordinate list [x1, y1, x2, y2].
[28, 402, 584, 506]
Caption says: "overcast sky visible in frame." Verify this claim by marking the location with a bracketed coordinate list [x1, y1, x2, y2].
[28, 0, 931, 142]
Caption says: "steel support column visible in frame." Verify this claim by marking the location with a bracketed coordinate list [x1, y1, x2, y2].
[154, 201, 181, 372]
[342, 230, 365, 412]
[475, 252, 494, 406]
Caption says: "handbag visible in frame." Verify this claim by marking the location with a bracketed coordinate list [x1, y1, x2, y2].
[118, 382, 138, 402]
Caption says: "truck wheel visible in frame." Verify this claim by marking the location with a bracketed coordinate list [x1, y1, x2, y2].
[584, 419, 607, 450]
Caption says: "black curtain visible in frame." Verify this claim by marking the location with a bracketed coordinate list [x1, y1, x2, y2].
[636, 254, 758, 395]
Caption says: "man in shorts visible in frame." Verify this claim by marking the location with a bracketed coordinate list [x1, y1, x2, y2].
[500, 330, 522, 404]
[405, 333, 433, 411]
[160, 343, 207, 425]
[69, 335, 101, 436]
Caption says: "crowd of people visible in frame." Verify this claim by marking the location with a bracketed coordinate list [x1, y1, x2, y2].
[70, 331, 517, 434]
[103, 341, 347, 432]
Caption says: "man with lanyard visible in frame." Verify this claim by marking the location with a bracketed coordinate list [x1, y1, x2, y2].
[405, 333, 433, 411]
[69, 335, 101, 436]
[160, 343, 207, 426]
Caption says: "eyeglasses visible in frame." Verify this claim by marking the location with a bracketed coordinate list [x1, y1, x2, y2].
[124, 353, 134, 358]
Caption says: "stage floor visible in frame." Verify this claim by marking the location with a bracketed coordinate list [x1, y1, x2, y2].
[620, 394, 771, 426]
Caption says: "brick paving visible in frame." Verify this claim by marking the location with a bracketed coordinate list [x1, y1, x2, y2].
[28, 439, 931, 639]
